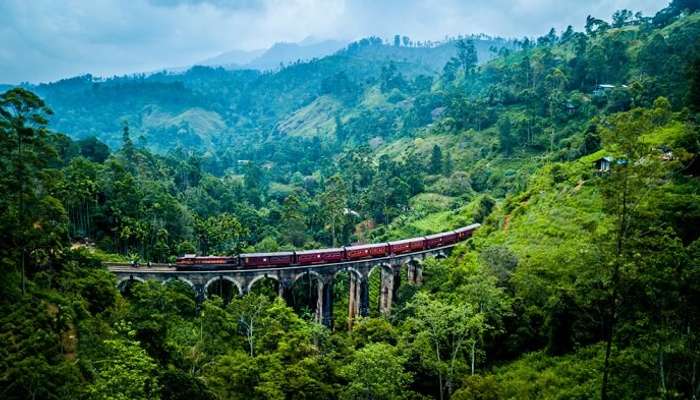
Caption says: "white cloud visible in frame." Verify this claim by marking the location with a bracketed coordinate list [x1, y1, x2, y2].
[0, 0, 669, 83]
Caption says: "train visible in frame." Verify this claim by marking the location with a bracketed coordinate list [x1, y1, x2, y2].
[175, 223, 480, 270]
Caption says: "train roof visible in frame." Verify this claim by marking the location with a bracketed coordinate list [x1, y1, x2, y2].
[345, 242, 388, 250]
[177, 255, 234, 259]
[296, 248, 344, 255]
[240, 251, 294, 257]
[454, 223, 481, 233]
[388, 237, 425, 245]
[425, 231, 456, 239]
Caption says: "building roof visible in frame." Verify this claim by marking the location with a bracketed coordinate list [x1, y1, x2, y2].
[594, 156, 614, 163]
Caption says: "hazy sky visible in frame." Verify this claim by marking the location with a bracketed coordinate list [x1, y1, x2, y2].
[0, 0, 668, 84]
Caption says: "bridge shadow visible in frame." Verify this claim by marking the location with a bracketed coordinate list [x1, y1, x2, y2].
[248, 277, 279, 300]
[117, 277, 145, 298]
[290, 271, 320, 321]
[206, 278, 237, 305]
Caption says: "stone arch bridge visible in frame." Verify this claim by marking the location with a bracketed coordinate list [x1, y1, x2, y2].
[107, 245, 455, 328]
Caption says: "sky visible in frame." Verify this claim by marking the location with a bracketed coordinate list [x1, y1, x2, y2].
[0, 0, 668, 84]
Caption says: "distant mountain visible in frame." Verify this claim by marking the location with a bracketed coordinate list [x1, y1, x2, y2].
[200, 38, 348, 70]
[20, 35, 515, 151]
[342, 37, 511, 72]
[246, 39, 348, 70]
[200, 48, 265, 68]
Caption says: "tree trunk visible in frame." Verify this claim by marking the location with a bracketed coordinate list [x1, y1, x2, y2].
[471, 341, 476, 376]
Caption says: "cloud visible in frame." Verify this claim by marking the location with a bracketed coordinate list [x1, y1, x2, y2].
[148, 0, 265, 9]
[0, 0, 669, 84]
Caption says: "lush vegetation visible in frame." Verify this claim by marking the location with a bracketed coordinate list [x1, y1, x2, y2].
[1, 1, 699, 399]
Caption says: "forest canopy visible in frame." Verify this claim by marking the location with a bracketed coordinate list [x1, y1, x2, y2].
[1, 1, 699, 399]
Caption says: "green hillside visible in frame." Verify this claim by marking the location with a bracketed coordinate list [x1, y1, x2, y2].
[1, 2, 699, 399]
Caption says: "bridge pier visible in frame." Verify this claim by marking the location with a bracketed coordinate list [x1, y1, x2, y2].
[407, 261, 423, 285]
[379, 266, 394, 316]
[315, 280, 333, 327]
[359, 277, 369, 317]
[347, 274, 359, 329]
[278, 279, 293, 303]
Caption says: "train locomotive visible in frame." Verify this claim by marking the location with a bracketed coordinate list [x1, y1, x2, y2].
[175, 223, 480, 270]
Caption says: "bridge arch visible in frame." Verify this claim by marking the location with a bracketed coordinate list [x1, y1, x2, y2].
[368, 262, 393, 278]
[162, 277, 195, 290]
[117, 276, 145, 288]
[293, 269, 324, 283]
[204, 276, 243, 297]
[247, 274, 280, 293]
[333, 266, 362, 281]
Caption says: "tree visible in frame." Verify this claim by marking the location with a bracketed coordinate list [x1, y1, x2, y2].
[0, 88, 64, 293]
[319, 175, 347, 246]
[340, 343, 412, 400]
[194, 213, 245, 255]
[612, 9, 633, 27]
[596, 108, 664, 400]
[497, 116, 514, 155]
[281, 193, 308, 247]
[430, 145, 443, 174]
[78, 136, 110, 163]
[406, 292, 486, 400]
[229, 294, 271, 357]
[243, 162, 266, 207]
[87, 339, 160, 400]
[455, 39, 478, 74]
[121, 121, 136, 167]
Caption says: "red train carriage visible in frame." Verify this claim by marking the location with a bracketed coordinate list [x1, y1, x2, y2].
[389, 237, 425, 254]
[240, 252, 294, 268]
[176, 255, 237, 265]
[296, 248, 345, 265]
[425, 231, 458, 249]
[176, 224, 481, 271]
[345, 243, 389, 260]
[454, 223, 480, 240]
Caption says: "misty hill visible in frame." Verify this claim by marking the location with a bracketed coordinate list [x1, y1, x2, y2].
[200, 48, 265, 68]
[200, 38, 348, 70]
[26, 36, 512, 150]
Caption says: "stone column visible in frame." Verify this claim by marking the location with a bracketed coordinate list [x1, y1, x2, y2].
[359, 277, 370, 317]
[314, 280, 334, 328]
[379, 267, 394, 316]
[347, 274, 361, 330]
[415, 263, 423, 285]
[407, 263, 416, 283]
[392, 267, 401, 300]
[315, 280, 323, 324]
[322, 281, 333, 328]
[194, 283, 206, 313]
[278, 279, 292, 305]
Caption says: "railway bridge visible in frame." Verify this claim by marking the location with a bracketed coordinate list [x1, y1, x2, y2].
[107, 245, 455, 328]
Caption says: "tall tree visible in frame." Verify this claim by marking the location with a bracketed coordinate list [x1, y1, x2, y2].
[596, 108, 663, 400]
[0, 88, 63, 293]
[455, 39, 478, 74]
[281, 193, 308, 247]
[430, 145, 444, 174]
[320, 175, 348, 246]
[340, 343, 412, 400]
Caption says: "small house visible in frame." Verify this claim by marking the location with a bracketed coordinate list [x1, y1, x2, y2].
[594, 156, 614, 172]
